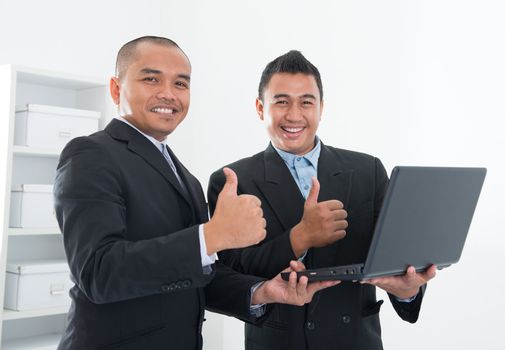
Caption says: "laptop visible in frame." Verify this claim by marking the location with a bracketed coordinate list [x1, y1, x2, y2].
[281, 166, 486, 282]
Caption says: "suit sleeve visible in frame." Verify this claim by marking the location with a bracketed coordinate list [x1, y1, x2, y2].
[206, 261, 269, 323]
[373, 158, 426, 323]
[54, 137, 214, 304]
[208, 170, 297, 279]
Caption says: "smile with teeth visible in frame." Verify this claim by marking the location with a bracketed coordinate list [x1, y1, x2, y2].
[281, 126, 305, 134]
[151, 107, 176, 114]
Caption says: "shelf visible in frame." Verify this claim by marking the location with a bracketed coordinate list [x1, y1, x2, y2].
[2, 306, 69, 321]
[8, 228, 61, 236]
[16, 65, 104, 89]
[2, 332, 61, 350]
[0, 64, 111, 346]
[12, 146, 60, 158]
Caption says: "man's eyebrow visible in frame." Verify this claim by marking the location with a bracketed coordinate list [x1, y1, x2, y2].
[272, 94, 290, 99]
[140, 68, 162, 75]
[271, 93, 317, 99]
[139, 68, 190, 82]
[178, 74, 191, 82]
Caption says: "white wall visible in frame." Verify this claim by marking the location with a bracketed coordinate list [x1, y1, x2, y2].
[1, 0, 504, 349]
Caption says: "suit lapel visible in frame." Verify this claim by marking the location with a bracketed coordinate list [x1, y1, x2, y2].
[165, 146, 206, 222]
[317, 143, 353, 207]
[254, 144, 305, 232]
[308, 144, 354, 315]
[254, 143, 354, 232]
[105, 119, 193, 207]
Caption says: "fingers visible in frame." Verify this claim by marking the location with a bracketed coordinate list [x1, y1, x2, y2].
[419, 264, 437, 282]
[288, 270, 298, 293]
[405, 265, 436, 284]
[305, 177, 320, 206]
[220, 167, 238, 197]
[308, 280, 340, 295]
[287, 261, 310, 304]
[319, 200, 347, 221]
[280, 262, 339, 306]
[296, 276, 309, 299]
[290, 260, 306, 272]
[240, 194, 262, 207]
[324, 200, 344, 211]
[404, 266, 417, 282]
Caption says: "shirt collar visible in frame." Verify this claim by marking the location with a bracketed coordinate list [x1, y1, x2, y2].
[115, 116, 165, 152]
[273, 136, 321, 168]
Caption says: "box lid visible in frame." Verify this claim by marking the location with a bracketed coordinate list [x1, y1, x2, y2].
[15, 103, 100, 119]
[11, 184, 54, 193]
[6, 259, 70, 275]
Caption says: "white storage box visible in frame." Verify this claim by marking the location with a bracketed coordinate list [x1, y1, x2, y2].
[4, 260, 72, 311]
[15, 104, 100, 150]
[10, 184, 58, 228]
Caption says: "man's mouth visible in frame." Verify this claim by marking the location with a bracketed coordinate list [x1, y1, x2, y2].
[281, 126, 305, 134]
[151, 107, 177, 115]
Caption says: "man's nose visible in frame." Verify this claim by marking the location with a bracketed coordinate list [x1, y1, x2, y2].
[285, 105, 303, 122]
[156, 83, 176, 101]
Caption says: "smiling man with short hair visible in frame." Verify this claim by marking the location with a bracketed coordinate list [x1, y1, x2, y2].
[208, 50, 436, 350]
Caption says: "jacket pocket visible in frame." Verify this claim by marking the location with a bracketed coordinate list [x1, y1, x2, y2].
[100, 324, 166, 349]
[263, 319, 288, 331]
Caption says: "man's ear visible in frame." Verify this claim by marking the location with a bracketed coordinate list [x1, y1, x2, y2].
[319, 99, 324, 121]
[256, 98, 264, 121]
[110, 77, 120, 105]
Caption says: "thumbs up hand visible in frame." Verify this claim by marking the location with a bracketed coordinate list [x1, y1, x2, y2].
[290, 177, 348, 257]
[204, 168, 267, 254]
[219, 166, 239, 197]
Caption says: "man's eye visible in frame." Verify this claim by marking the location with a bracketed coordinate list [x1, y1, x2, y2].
[275, 100, 288, 105]
[176, 81, 189, 88]
[302, 100, 314, 105]
[143, 77, 158, 83]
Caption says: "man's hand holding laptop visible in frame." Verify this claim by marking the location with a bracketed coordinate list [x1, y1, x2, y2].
[361, 265, 437, 300]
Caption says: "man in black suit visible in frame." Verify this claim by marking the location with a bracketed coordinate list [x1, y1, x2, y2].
[54, 37, 336, 350]
[208, 50, 437, 350]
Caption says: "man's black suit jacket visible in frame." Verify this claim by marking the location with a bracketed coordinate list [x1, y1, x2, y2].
[54, 119, 264, 350]
[208, 143, 425, 350]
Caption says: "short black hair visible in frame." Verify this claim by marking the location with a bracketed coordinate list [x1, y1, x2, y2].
[115, 36, 186, 79]
[258, 50, 323, 101]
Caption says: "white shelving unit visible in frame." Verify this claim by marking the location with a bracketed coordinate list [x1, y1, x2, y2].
[2, 307, 70, 322]
[7, 228, 61, 237]
[0, 65, 112, 349]
[12, 146, 60, 158]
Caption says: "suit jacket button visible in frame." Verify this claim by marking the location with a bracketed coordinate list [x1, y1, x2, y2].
[176, 281, 184, 289]
[306, 321, 315, 330]
[342, 315, 351, 324]
[161, 284, 170, 292]
[182, 280, 191, 288]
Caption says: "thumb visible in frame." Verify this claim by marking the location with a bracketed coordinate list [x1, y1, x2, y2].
[220, 167, 238, 197]
[305, 177, 320, 205]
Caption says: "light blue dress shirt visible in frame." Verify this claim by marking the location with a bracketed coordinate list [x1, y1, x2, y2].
[273, 138, 321, 200]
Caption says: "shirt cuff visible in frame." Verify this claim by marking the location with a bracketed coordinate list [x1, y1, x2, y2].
[249, 281, 267, 317]
[199, 224, 217, 274]
[298, 250, 308, 262]
[395, 293, 418, 303]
